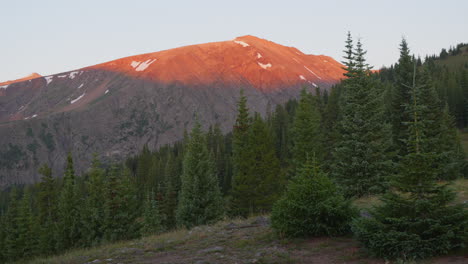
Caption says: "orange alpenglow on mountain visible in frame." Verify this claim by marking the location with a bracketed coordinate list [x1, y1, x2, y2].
[87, 35, 345, 89]
[0, 35, 346, 186]
[0, 73, 42, 87]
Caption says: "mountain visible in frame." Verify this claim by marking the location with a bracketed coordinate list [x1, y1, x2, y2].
[0, 73, 42, 96]
[0, 35, 345, 187]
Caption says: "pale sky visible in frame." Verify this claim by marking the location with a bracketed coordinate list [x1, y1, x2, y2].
[1, 0, 467, 81]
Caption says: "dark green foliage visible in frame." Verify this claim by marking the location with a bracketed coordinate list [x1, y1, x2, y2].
[353, 70, 468, 260]
[271, 158, 357, 238]
[55, 153, 81, 251]
[231, 114, 284, 217]
[16, 188, 39, 258]
[391, 38, 414, 157]
[37, 164, 57, 255]
[3, 188, 20, 261]
[80, 155, 106, 246]
[141, 190, 165, 235]
[103, 166, 140, 242]
[332, 36, 394, 197]
[176, 121, 224, 228]
[291, 88, 322, 167]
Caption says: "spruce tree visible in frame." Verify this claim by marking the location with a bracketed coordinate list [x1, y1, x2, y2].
[291, 88, 322, 167]
[56, 153, 81, 251]
[232, 89, 251, 184]
[16, 188, 38, 259]
[176, 121, 224, 228]
[332, 37, 394, 197]
[230, 89, 253, 216]
[352, 81, 468, 260]
[231, 114, 283, 216]
[391, 38, 414, 156]
[81, 155, 106, 246]
[271, 157, 356, 238]
[37, 164, 57, 255]
[3, 188, 20, 261]
[0, 212, 5, 262]
[141, 190, 165, 235]
[103, 166, 140, 242]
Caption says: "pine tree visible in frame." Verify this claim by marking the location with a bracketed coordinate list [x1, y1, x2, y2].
[232, 89, 251, 182]
[231, 114, 283, 217]
[176, 121, 224, 228]
[271, 156, 356, 238]
[3, 188, 20, 261]
[352, 81, 468, 260]
[391, 38, 414, 157]
[415, 67, 464, 180]
[103, 166, 140, 242]
[342, 31, 356, 78]
[37, 164, 57, 255]
[16, 188, 38, 259]
[56, 153, 81, 251]
[141, 190, 165, 235]
[0, 212, 5, 262]
[291, 88, 322, 168]
[332, 37, 394, 197]
[80, 155, 106, 246]
[438, 104, 466, 179]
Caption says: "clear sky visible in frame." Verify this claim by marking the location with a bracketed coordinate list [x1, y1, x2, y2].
[1, 0, 467, 81]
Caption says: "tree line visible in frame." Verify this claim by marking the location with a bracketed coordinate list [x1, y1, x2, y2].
[0, 34, 467, 262]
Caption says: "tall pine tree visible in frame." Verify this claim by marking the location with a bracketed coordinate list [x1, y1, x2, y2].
[37, 164, 57, 255]
[291, 88, 322, 168]
[176, 121, 224, 228]
[332, 36, 394, 197]
[352, 77, 468, 260]
[56, 153, 81, 251]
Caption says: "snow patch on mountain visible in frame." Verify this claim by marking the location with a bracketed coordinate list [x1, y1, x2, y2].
[69, 71, 80, 79]
[71, 93, 85, 104]
[257, 53, 262, 59]
[105, 89, 109, 94]
[258, 62, 272, 69]
[299, 75, 306, 80]
[308, 81, 318, 87]
[131, 59, 157, 72]
[44, 76, 54, 85]
[0, 84, 9, 89]
[24, 114, 37, 120]
[304, 66, 322, 79]
[234, 40, 249, 47]
[77, 84, 84, 89]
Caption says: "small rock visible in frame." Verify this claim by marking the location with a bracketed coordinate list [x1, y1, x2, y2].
[105, 259, 113, 262]
[255, 251, 264, 257]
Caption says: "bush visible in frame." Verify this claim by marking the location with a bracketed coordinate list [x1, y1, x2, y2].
[271, 159, 357, 237]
